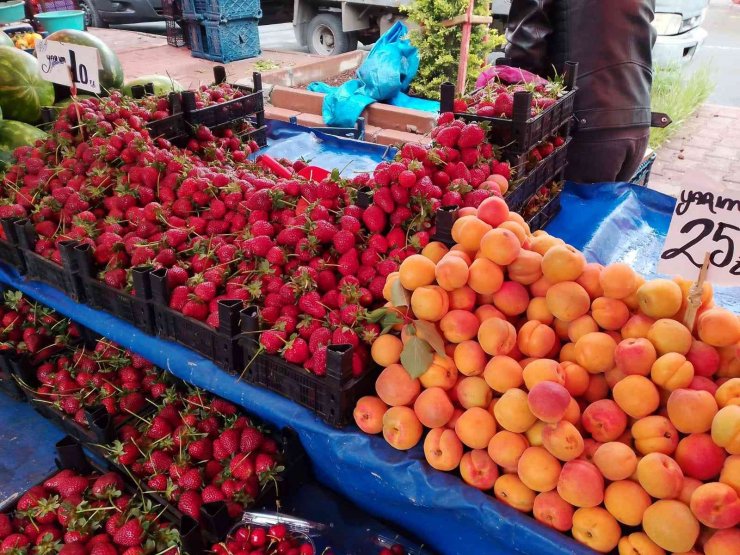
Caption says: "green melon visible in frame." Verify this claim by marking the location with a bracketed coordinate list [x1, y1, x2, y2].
[45, 29, 124, 93]
[122, 75, 183, 97]
[0, 46, 55, 124]
[0, 32, 12, 48]
[0, 119, 47, 166]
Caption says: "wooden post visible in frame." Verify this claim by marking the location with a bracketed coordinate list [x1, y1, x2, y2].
[456, 0, 476, 95]
[683, 252, 710, 331]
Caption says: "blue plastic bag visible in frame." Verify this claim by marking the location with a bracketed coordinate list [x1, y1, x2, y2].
[357, 21, 419, 101]
[388, 91, 440, 113]
[307, 80, 375, 127]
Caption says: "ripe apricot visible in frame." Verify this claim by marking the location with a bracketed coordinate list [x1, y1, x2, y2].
[494, 473, 536, 512]
[647, 318, 693, 356]
[591, 297, 630, 330]
[435, 255, 469, 292]
[466, 258, 504, 295]
[480, 228, 521, 266]
[526, 297, 554, 325]
[483, 355, 523, 392]
[541, 244, 586, 284]
[375, 363, 421, 406]
[423, 427, 464, 471]
[508, 249, 544, 285]
[492, 281, 529, 316]
[382, 406, 423, 450]
[546, 281, 591, 322]
[478, 317, 517, 356]
[439, 309, 480, 343]
[612, 375, 660, 419]
[494, 388, 537, 433]
[599, 262, 638, 299]
[453, 340, 487, 376]
[455, 406, 497, 449]
[571, 507, 621, 553]
[604, 480, 651, 526]
[637, 278, 683, 319]
[420, 241, 449, 264]
[698, 307, 740, 347]
[398, 254, 436, 291]
[476, 196, 510, 227]
[518, 446, 562, 492]
[642, 500, 699, 553]
[517, 320, 557, 358]
[353, 396, 388, 434]
[575, 332, 617, 373]
[413, 387, 454, 428]
[371, 334, 403, 367]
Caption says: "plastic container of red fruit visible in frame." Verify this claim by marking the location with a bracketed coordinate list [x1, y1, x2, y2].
[504, 137, 570, 213]
[0, 218, 26, 273]
[181, 72, 264, 131]
[214, 512, 321, 555]
[525, 188, 563, 232]
[440, 61, 578, 154]
[74, 244, 157, 336]
[239, 306, 378, 428]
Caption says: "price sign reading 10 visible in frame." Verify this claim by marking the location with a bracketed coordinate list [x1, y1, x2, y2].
[36, 39, 101, 94]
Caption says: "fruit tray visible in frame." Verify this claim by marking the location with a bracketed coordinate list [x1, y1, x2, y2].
[504, 137, 570, 213]
[526, 189, 563, 232]
[181, 72, 264, 129]
[149, 268, 245, 372]
[439, 62, 578, 154]
[0, 218, 25, 272]
[0, 435, 207, 554]
[74, 244, 157, 335]
[239, 307, 378, 428]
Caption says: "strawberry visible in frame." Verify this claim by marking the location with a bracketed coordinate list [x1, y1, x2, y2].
[57, 475, 88, 499]
[187, 438, 213, 461]
[283, 337, 309, 364]
[361, 205, 386, 233]
[177, 490, 202, 521]
[331, 230, 355, 254]
[89, 543, 119, 555]
[218, 428, 240, 457]
[239, 427, 264, 453]
[308, 327, 332, 353]
[434, 126, 461, 148]
[182, 300, 208, 321]
[493, 93, 514, 117]
[201, 485, 226, 504]
[193, 281, 217, 303]
[259, 329, 286, 354]
[255, 453, 276, 475]
[372, 187, 395, 214]
[297, 292, 325, 319]
[91, 472, 123, 498]
[0, 513, 11, 537]
[43, 470, 74, 492]
[337, 250, 359, 276]
[113, 519, 144, 547]
[229, 453, 255, 480]
[146, 416, 172, 440]
[1, 534, 30, 551]
[146, 474, 167, 491]
[457, 124, 485, 149]
[332, 327, 359, 348]
[178, 468, 202, 491]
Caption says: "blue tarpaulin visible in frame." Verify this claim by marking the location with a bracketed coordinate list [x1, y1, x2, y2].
[2, 181, 736, 555]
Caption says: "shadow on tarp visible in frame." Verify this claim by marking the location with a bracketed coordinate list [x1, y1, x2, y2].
[256, 120, 396, 177]
[548, 182, 738, 313]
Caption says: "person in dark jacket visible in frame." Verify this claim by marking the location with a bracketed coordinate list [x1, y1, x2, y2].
[505, 0, 657, 183]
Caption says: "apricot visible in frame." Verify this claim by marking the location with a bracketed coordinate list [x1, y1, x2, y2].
[413, 387, 454, 428]
[632, 415, 679, 455]
[455, 376, 492, 409]
[455, 407, 496, 449]
[711, 405, 740, 455]
[507, 249, 543, 285]
[446, 286, 474, 311]
[353, 396, 388, 434]
[704, 528, 740, 555]
[575, 332, 617, 373]
[637, 452, 684, 499]
[477, 317, 517, 356]
[439, 309, 480, 344]
[541, 244, 586, 284]
[491, 281, 529, 317]
[540, 283, 589, 325]
[529, 233, 564, 256]
[720, 455, 740, 494]
[522, 358, 565, 389]
[476, 196, 509, 226]
[562, 397, 582, 425]
[525, 420, 546, 447]
[479, 228, 520, 267]
[398, 254, 436, 291]
[542, 421, 584, 461]
[621, 313, 656, 340]
[447, 248, 473, 265]
[611, 375, 659, 419]
[370, 334, 403, 367]
[599, 262, 638, 299]
[560, 361, 589, 397]
[679, 477, 703, 506]
[473, 305, 504, 324]
[583, 399, 627, 442]
[527, 381, 571, 423]
[465, 257, 504, 296]
[533, 491, 574, 532]
[614, 337, 657, 377]
[604, 480, 652, 526]
[482, 355, 522, 393]
[591, 297, 630, 330]
[419, 354, 458, 390]
[617, 533, 666, 555]
[593, 442, 638, 481]
[642, 500, 699, 553]
[584, 374, 610, 403]
[574, 262, 604, 299]
[382, 406, 423, 450]
[456, 450, 498, 490]
[675, 433, 727, 482]
[410, 285, 449, 322]
[684, 343, 719, 383]
[559, 342, 577, 363]
[691, 482, 740, 529]
[375, 363, 421, 406]
[557, 459, 604, 508]
[651, 353, 695, 391]
[571, 507, 621, 553]
[717, 343, 740, 379]
[667, 388, 718, 433]
[456, 216, 493, 252]
[423, 427, 463, 471]
[518, 446, 562, 492]
[636, 278, 683, 319]
[552, 318, 570, 341]
[493, 474, 536, 512]
[526, 297, 554, 325]
[648, 318, 693, 356]
[452, 341, 487, 377]
[486, 431, 526, 471]
[420, 241, 449, 264]
[494, 388, 537, 433]
[698, 307, 740, 347]
[516, 320, 556, 359]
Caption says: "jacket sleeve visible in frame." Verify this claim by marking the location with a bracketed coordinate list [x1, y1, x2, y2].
[504, 0, 554, 77]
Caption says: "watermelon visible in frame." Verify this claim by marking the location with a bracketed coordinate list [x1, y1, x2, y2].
[0, 119, 47, 166]
[122, 75, 183, 97]
[0, 33, 12, 48]
[45, 29, 124, 92]
[0, 46, 55, 124]
[54, 95, 94, 109]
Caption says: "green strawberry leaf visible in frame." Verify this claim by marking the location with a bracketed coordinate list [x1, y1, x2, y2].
[390, 280, 411, 308]
[366, 307, 388, 323]
[413, 320, 446, 357]
[400, 336, 434, 379]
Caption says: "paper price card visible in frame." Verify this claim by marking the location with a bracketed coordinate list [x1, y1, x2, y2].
[36, 39, 101, 94]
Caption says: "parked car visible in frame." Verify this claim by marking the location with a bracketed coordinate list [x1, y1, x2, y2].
[78, 0, 163, 27]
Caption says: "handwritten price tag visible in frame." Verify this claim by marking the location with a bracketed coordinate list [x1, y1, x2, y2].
[36, 39, 100, 94]
[658, 176, 740, 286]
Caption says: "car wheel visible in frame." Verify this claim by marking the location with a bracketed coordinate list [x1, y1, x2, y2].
[307, 13, 357, 56]
[79, 0, 108, 28]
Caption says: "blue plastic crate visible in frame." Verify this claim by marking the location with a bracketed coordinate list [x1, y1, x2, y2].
[181, 0, 207, 19]
[203, 18, 261, 63]
[206, 0, 262, 21]
[184, 20, 208, 58]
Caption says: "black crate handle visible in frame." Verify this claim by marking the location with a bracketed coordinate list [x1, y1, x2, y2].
[201, 501, 235, 540]
[55, 435, 94, 474]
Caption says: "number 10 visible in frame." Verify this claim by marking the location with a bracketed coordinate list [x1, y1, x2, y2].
[68, 49, 89, 85]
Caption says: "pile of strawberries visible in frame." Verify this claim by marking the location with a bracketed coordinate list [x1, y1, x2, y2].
[102, 387, 284, 522]
[454, 76, 566, 119]
[0, 468, 180, 555]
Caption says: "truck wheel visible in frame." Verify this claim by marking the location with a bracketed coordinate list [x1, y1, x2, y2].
[79, 0, 108, 28]
[307, 13, 357, 56]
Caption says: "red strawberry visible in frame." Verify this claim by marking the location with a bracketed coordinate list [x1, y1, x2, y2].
[43, 470, 73, 492]
[89, 543, 119, 555]
[332, 327, 359, 348]
[297, 292, 325, 319]
[147, 474, 167, 492]
[201, 485, 226, 504]
[397, 170, 416, 189]
[177, 490, 202, 521]
[435, 126, 462, 148]
[457, 124, 485, 149]
[113, 519, 144, 547]
[0, 513, 11, 537]
[146, 416, 172, 440]
[193, 282, 217, 303]
[229, 453, 255, 480]
[182, 300, 208, 321]
[493, 93, 514, 117]
[283, 337, 309, 364]
[218, 429, 240, 457]
[239, 427, 264, 453]
[332, 230, 355, 254]
[187, 438, 213, 461]
[91, 473, 124, 498]
[1, 534, 30, 551]
[361, 205, 386, 233]
[372, 187, 395, 214]
[57, 475, 88, 499]
[178, 468, 202, 491]
[255, 453, 276, 475]
[259, 330, 286, 354]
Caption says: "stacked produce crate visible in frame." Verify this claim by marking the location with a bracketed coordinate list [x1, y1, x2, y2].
[182, 0, 261, 62]
[162, 0, 187, 47]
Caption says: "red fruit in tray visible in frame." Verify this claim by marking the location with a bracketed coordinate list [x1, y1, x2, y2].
[57, 476, 88, 499]
[362, 205, 387, 233]
[146, 416, 173, 440]
[188, 438, 213, 461]
[177, 491, 202, 521]
[113, 519, 144, 547]
[178, 468, 203, 491]
[182, 300, 208, 321]
[63, 530, 89, 544]
[89, 543, 119, 555]
[33, 523, 62, 542]
[43, 470, 74, 492]
[91, 473, 124, 499]
[255, 453, 276, 475]
[493, 93, 514, 117]
[218, 429, 240, 457]
[229, 453, 255, 480]
[538, 141, 554, 157]
[201, 485, 226, 504]
[250, 527, 267, 547]
[453, 99, 468, 112]
[17, 485, 47, 511]
[119, 392, 146, 414]
[59, 543, 87, 555]
[146, 475, 167, 492]
[1, 534, 30, 551]
[0, 513, 11, 537]
[458, 124, 485, 149]
[435, 126, 462, 149]
[283, 337, 310, 364]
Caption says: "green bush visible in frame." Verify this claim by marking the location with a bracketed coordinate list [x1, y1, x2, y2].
[402, 0, 505, 100]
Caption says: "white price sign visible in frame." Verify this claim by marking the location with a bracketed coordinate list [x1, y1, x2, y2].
[35, 39, 100, 94]
[658, 173, 740, 286]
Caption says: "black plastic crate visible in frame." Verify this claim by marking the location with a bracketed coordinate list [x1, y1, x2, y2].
[181, 73, 263, 129]
[74, 244, 156, 335]
[630, 150, 657, 188]
[148, 111, 190, 141]
[163, 0, 182, 18]
[149, 268, 244, 371]
[505, 137, 570, 212]
[239, 307, 378, 428]
[526, 190, 563, 232]
[0, 351, 25, 400]
[166, 17, 188, 47]
[0, 218, 25, 272]
[439, 62, 578, 154]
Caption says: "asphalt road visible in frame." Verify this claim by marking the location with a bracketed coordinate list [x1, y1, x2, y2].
[688, 0, 740, 106]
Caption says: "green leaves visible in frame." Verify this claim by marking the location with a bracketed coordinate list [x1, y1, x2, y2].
[366, 307, 405, 334]
[391, 279, 411, 308]
[413, 319, 446, 356]
[400, 335, 434, 378]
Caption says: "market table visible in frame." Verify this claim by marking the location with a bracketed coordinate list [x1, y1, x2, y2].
[3, 181, 735, 555]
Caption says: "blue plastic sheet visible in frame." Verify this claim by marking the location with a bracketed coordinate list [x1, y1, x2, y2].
[258, 120, 396, 176]
[387, 91, 440, 113]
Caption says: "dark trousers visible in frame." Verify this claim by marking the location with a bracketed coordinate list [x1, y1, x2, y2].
[565, 127, 651, 184]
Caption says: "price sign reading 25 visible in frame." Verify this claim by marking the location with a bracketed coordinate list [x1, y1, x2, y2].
[36, 39, 101, 94]
[658, 187, 740, 286]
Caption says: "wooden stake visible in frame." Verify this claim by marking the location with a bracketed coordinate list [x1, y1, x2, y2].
[683, 252, 710, 330]
[455, 0, 476, 95]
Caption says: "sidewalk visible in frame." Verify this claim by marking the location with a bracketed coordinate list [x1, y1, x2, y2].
[649, 104, 740, 196]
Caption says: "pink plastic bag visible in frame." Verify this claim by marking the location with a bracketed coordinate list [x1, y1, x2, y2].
[475, 65, 548, 89]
